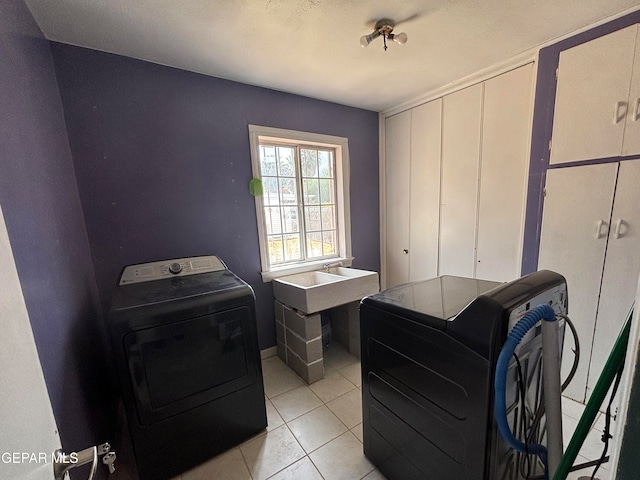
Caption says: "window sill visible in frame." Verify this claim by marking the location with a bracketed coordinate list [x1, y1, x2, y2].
[261, 257, 354, 283]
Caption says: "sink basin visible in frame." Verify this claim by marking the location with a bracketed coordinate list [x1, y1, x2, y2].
[279, 271, 344, 287]
[325, 266, 375, 279]
[272, 268, 379, 314]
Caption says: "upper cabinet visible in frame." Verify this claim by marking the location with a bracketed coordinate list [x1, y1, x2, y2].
[550, 24, 640, 164]
[625, 26, 640, 156]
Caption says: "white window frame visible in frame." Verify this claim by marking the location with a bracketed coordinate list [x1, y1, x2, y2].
[248, 125, 353, 282]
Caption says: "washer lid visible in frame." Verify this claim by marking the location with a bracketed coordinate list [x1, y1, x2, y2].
[119, 255, 226, 285]
[363, 276, 502, 322]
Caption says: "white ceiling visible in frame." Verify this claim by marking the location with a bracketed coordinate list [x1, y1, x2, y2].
[24, 0, 640, 112]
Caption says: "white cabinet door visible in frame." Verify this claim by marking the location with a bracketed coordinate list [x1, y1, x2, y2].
[588, 160, 640, 397]
[384, 111, 411, 288]
[622, 27, 640, 156]
[439, 83, 483, 277]
[538, 163, 618, 402]
[476, 64, 533, 282]
[409, 99, 442, 282]
[550, 25, 638, 165]
[0, 203, 61, 480]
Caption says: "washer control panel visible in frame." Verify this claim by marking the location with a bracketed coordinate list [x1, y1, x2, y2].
[507, 282, 568, 346]
[119, 255, 227, 285]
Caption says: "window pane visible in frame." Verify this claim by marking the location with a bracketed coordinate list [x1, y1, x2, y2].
[321, 205, 335, 230]
[256, 137, 341, 269]
[305, 206, 321, 232]
[282, 207, 299, 233]
[301, 149, 318, 177]
[318, 150, 334, 178]
[283, 234, 301, 262]
[303, 178, 319, 205]
[277, 147, 296, 176]
[264, 206, 282, 235]
[260, 146, 277, 176]
[268, 235, 284, 264]
[263, 177, 279, 206]
[322, 231, 337, 256]
[279, 178, 297, 204]
[319, 179, 334, 204]
[306, 232, 323, 258]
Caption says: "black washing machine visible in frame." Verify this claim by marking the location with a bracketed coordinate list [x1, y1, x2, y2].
[360, 270, 568, 480]
[109, 255, 267, 480]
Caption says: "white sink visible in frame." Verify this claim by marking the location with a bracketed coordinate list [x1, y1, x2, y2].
[273, 268, 379, 314]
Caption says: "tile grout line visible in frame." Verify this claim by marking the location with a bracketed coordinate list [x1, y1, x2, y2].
[307, 454, 328, 480]
[266, 363, 367, 477]
[257, 349, 372, 479]
[236, 445, 253, 480]
[275, 423, 309, 479]
[274, 387, 359, 448]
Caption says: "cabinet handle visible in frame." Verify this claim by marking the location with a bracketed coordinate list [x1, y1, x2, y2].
[614, 101, 627, 124]
[403, 249, 409, 254]
[595, 219, 607, 239]
[614, 218, 625, 239]
[634, 97, 640, 122]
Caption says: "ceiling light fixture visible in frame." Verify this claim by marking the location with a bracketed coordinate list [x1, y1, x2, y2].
[360, 19, 408, 51]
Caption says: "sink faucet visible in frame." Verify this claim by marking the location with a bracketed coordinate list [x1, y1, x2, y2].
[323, 261, 343, 271]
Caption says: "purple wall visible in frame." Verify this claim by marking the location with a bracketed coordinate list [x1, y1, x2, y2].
[0, 0, 112, 455]
[49, 43, 380, 349]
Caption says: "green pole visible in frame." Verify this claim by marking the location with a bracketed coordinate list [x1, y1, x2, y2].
[552, 308, 633, 480]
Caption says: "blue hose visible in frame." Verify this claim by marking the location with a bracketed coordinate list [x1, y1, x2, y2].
[494, 304, 557, 474]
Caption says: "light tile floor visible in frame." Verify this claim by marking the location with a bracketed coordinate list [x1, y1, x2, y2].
[173, 343, 616, 480]
[174, 344, 381, 480]
[561, 396, 615, 480]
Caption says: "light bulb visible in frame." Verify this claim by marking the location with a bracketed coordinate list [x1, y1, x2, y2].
[391, 32, 408, 45]
[360, 31, 380, 48]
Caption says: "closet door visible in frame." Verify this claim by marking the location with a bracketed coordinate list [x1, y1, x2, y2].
[384, 111, 411, 288]
[439, 84, 483, 277]
[538, 163, 618, 402]
[588, 160, 640, 397]
[550, 25, 638, 165]
[409, 99, 442, 282]
[622, 28, 640, 156]
[476, 64, 533, 282]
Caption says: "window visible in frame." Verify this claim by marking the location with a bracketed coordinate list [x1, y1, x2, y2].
[248, 125, 352, 281]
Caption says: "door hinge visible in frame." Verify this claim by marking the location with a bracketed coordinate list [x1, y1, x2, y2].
[543, 187, 547, 197]
[555, 67, 559, 80]
[548, 139, 552, 152]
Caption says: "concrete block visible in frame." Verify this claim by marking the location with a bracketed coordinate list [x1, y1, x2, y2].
[286, 350, 324, 384]
[275, 318, 285, 345]
[306, 359, 324, 384]
[274, 300, 285, 322]
[285, 329, 322, 363]
[277, 340, 287, 364]
[284, 306, 321, 340]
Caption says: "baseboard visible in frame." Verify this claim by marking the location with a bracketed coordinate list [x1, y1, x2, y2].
[260, 346, 277, 360]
